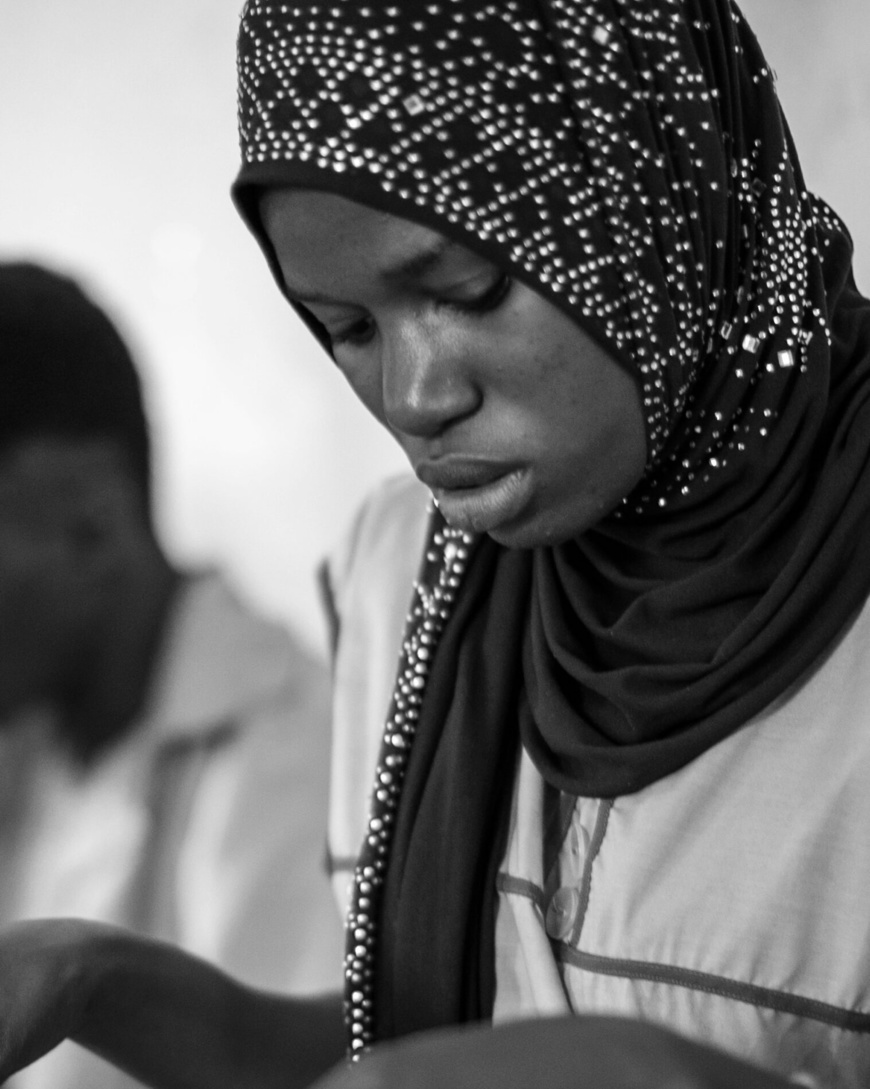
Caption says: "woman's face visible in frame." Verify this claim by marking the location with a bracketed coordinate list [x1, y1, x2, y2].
[261, 189, 646, 548]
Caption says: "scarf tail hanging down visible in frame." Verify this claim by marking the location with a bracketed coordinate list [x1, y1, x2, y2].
[233, 0, 870, 1044]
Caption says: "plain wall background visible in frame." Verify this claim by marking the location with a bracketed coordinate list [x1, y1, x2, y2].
[1, 0, 868, 653]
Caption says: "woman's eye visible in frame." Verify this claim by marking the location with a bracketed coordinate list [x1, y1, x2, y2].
[330, 317, 375, 348]
[448, 272, 512, 314]
[324, 272, 511, 349]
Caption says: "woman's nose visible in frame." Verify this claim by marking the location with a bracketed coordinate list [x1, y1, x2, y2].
[381, 318, 479, 438]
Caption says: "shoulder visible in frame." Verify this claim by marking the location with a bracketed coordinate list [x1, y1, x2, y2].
[323, 473, 432, 632]
[324, 476, 432, 898]
[328, 474, 431, 590]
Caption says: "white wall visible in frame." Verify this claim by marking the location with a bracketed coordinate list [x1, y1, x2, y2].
[0, 0, 408, 654]
[1, 1, 867, 653]
[740, 0, 870, 291]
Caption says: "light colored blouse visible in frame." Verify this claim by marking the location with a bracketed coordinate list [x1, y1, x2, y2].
[326, 473, 870, 1089]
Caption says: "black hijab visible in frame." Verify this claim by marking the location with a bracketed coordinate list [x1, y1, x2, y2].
[233, 0, 870, 1046]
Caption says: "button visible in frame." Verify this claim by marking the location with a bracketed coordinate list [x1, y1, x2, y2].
[545, 886, 581, 941]
[569, 822, 591, 862]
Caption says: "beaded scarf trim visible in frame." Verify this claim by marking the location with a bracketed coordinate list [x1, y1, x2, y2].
[343, 513, 475, 1058]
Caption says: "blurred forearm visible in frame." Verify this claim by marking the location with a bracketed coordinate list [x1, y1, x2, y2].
[0, 920, 345, 1089]
[75, 929, 345, 1089]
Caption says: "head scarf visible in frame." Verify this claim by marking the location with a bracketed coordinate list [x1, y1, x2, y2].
[234, 0, 870, 1047]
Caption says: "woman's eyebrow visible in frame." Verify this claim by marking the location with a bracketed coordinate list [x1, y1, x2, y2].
[381, 237, 453, 282]
[286, 238, 459, 305]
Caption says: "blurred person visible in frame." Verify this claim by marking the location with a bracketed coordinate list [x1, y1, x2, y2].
[0, 261, 342, 1089]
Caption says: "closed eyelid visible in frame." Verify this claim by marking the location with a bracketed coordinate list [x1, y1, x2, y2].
[419, 250, 505, 290]
[285, 240, 500, 304]
[318, 268, 510, 329]
[292, 255, 510, 344]
[282, 244, 451, 306]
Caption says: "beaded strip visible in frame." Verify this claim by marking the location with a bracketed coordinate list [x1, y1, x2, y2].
[343, 513, 475, 1058]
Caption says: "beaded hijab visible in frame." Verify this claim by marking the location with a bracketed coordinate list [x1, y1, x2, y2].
[234, 0, 870, 1052]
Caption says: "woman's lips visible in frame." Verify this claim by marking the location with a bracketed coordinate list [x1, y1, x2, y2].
[416, 461, 532, 534]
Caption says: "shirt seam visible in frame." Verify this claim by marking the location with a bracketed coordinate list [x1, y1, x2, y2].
[556, 946, 870, 1034]
[496, 872, 547, 912]
[569, 798, 612, 947]
[493, 874, 870, 1033]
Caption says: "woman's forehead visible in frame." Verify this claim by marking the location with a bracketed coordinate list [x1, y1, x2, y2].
[261, 188, 492, 296]
[260, 187, 415, 245]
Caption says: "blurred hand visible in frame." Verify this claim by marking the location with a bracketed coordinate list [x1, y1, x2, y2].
[0, 920, 346, 1089]
[309, 1015, 795, 1089]
[0, 919, 94, 1081]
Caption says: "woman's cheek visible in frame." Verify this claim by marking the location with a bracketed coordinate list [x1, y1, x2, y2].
[338, 357, 389, 425]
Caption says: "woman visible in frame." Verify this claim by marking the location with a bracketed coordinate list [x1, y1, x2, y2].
[0, 0, 868, 1086]
[234, 0, 870, 1077]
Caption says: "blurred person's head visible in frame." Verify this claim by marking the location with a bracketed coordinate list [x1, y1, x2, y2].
[0, 261, 177, 760]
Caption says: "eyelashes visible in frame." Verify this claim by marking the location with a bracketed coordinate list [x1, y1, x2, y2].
[449, 271, 513, 314]
[330, 316, 375, 348]
[328, 273, 514, 349]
